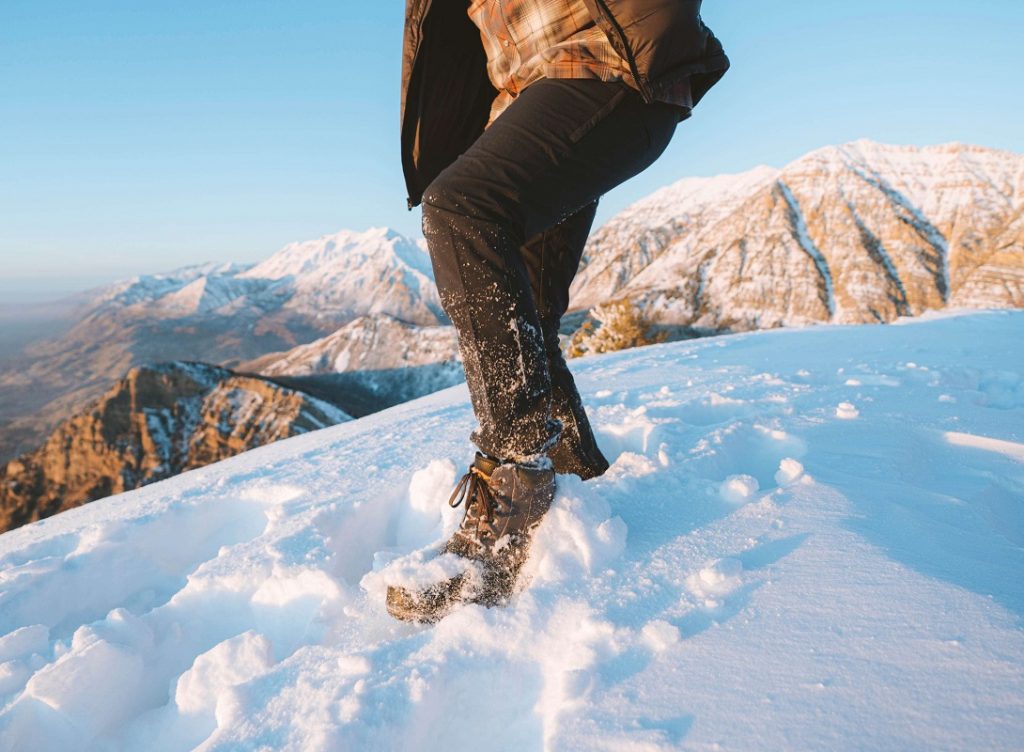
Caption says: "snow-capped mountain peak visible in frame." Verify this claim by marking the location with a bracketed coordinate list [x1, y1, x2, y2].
[88, 261, 257, 310]
[571, 140, 1023, 327]
[77, 227, 441, 326]
[237, 226, 442, 325]
[240, 226, 431, 280]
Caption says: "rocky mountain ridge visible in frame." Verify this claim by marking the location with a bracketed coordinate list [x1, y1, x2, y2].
[239, 314, 464, 417]
[243, 313, 459, 378]
[571, 141, 1023, 332]
[0, 362, 351, 533]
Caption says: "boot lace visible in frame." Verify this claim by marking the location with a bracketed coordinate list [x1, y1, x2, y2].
[448, 464, 511, 541]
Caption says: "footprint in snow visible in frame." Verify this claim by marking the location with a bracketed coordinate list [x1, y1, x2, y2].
[689, 422, 807, 491]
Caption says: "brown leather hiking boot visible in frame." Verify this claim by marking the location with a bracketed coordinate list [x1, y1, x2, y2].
[386, 452, 555, 623]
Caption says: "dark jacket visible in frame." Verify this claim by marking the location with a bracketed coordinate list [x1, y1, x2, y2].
[400, 0, 729, 209]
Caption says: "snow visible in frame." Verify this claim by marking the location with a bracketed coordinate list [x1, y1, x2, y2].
[945, 431, 1024, 462]
[254, 314, 460, 378]
[238, 226, 444, 325]
[88, 262, 256, 310]
[835, 401, 860, 419]
[718, 474, 759, 504]
[569, 166, 781, 310]
[1, 310, 1023, 750]
[774, 457, 805, 485]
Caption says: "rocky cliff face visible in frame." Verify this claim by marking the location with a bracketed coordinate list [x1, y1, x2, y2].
[571, 141, 1024, 332]
[0, 362, 350, 533]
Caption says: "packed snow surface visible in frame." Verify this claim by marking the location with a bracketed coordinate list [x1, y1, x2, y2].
[1, 311, 1023, 751]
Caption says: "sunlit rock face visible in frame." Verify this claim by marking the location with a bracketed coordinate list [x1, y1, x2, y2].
[572, 141, 1023, 333]
[0, 362, 350, 532]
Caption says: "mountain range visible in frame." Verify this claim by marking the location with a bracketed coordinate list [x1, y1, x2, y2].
[1, 140, 1021, 532]
[0, 227, 444, 461]
[572, 140, 1022, 332]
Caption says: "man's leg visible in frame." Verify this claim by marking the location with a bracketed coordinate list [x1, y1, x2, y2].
[519, 201, 611, 479]
[422, 78, 681, 462]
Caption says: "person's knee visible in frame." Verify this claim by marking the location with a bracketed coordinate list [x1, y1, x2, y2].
[422, 165, 516, 233]
[419, 176, 476, 310]
[421, 169, 472, 225]
[420, 197, 445, 240]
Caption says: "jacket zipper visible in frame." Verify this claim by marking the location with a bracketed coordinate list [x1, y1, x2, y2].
[591, 0, 653, 103]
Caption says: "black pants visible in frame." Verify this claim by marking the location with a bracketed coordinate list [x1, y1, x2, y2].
[422, 77, 681, 471]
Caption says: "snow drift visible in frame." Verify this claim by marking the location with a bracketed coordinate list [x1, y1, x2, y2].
[0, 311, 1022, 750]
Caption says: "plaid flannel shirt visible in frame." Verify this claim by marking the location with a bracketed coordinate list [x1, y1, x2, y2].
[467, 0, 693, 127]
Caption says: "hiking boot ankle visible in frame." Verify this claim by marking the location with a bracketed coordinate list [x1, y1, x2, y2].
[386, 452, 556, 623]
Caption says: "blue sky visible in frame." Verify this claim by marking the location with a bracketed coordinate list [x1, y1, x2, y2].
[1, 0, 1022, 301]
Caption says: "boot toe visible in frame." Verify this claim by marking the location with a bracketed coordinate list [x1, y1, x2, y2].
[385, 574, 468, 624]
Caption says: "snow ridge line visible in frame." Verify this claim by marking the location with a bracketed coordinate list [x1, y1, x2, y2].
[777, 180, 837, 318]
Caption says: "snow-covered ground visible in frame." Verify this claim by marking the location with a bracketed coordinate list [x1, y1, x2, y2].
[1, 310, 1022, 751]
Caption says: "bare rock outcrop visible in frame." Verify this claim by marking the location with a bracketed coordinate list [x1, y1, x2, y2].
[0, 362, 350, 532]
